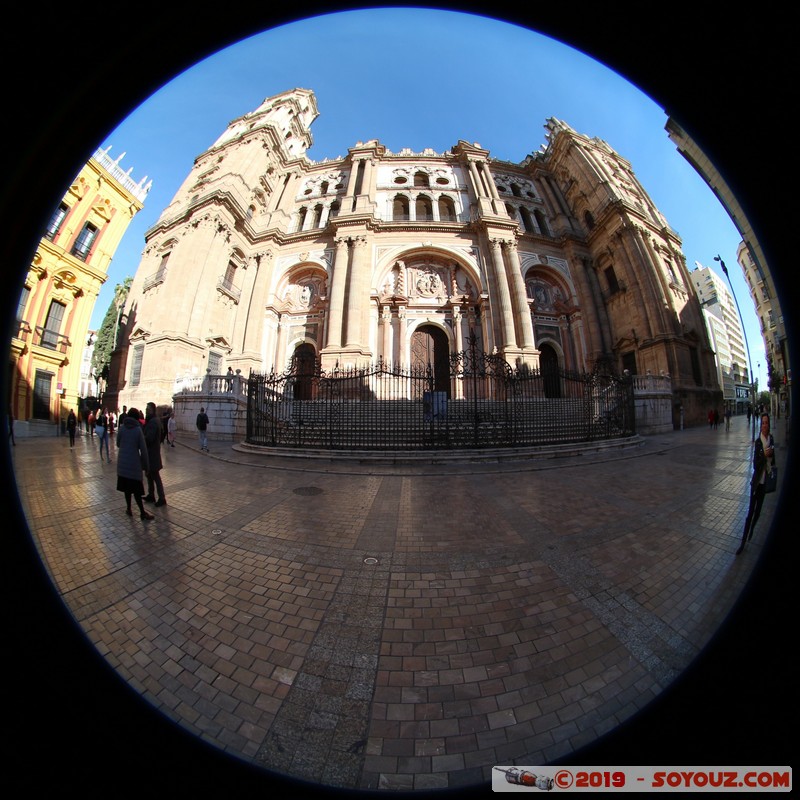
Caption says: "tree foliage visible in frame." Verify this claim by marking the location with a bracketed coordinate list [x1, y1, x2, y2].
[90, 277, 132, 383]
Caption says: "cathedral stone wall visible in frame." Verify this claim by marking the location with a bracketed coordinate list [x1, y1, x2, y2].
[112, 89, 721, 429]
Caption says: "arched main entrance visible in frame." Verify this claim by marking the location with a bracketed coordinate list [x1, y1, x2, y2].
[291, 343, 316, 400]
[539, 342, 561, 398]
[410, 324, 450, 395]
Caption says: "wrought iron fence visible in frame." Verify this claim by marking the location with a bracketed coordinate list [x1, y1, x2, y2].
[246, 342, 635, 451]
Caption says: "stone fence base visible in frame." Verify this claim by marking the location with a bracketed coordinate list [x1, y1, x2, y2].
[171, 393, 248, 442]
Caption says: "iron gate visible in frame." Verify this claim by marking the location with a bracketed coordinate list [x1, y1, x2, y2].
[246, 342, 634, 450]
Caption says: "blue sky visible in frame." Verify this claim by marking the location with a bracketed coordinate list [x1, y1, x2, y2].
[93, 7, 767, 388]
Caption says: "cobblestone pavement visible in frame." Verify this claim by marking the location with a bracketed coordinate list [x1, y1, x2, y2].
[8, 417, 792, 795]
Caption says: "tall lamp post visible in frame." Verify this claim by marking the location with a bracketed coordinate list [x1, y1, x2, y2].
[714, 255, 756, 440]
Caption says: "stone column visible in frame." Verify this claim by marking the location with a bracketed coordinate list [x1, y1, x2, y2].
[503, 240, 535, 351]
[452, 305, 464, 355]
[489, 238, 517, 350]
[481, 162, 503, 215]
[343, 158, 361, 197]
[275, 316, 288, 371]
[381, 305, 392, 363]
[362, 157, 375, 195]
[269, 170, 300, 213]
[467, 159, 486, 198]
[239, 251, 272, 359]
[617, 225, 658, 339]
[397, 306, 407, 365]
[324, 237, 350, 349]
[345, 235, 369, 351]
[263, 308, 280, 371]
[319, 202, 332, 229]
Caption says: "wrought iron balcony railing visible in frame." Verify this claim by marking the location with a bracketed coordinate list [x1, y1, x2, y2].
[34, 326, 70, 353]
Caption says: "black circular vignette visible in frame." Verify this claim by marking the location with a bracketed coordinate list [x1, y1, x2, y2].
[3, 4, 794, 794]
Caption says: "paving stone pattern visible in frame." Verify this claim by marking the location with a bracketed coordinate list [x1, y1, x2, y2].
[11, 419, 777, 791]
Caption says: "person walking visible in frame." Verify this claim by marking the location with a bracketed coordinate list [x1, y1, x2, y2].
[116, 407, 154, 521]
[160, 407, 170, 444]
[88, 409, 96, 438]
[67, 408, 77, 447]
[736, 413, 776, 555]
[96, 408, 111, 462]
[725, 405, 732, 431]
[196, 406, 210, 452]
[143, 402, 167, 506]
[167, 412, 177, 447]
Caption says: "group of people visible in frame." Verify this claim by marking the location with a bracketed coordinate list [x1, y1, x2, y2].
[115, 403, 170, 521]
[58, 404, 178, 522]
[706, 406, 736, 432]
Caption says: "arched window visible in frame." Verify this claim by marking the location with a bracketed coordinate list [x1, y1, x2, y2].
[329, 200, 340, 219]
[320, 181, 329, 195]
[504, 203, 516, 219]
[511, 183, 522, 197]
[520, 207, 535, 233]
[312, 204, 323, 228]
[414, 171, 430, 188]
[438, 196, 456, 221]
[297, 207, 308, 231]
[534, 209, 550, 236]
[393, 195, 409, 220]
[583, 209, 595, 230]
[415, 195, 433, 221]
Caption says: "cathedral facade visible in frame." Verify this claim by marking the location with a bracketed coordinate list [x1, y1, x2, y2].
[115, 88, 718, 427]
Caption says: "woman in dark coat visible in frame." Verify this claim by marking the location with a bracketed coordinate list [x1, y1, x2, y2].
[116, 407, 154, 520]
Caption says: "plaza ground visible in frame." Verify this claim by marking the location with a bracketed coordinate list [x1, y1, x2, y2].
[7, 415, 792, 794]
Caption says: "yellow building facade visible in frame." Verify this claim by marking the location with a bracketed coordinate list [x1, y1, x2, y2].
[9, 148, 149, 437]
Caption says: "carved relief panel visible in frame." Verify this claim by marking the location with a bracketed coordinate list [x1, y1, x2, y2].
[282, 275, 326, 312]
[379, 259, 478, 304]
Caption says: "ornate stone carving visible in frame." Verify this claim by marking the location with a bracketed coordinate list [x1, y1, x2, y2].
[282, 274, 327, 312]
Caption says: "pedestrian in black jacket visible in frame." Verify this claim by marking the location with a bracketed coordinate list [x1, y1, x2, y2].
[196, 407, 210, 452]
[736, 413, 776, 555]
[143, 402, 166, 506]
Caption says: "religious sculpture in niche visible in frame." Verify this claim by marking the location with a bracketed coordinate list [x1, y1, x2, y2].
[526, 273, 570, 314]
[283, 274, 326, 312]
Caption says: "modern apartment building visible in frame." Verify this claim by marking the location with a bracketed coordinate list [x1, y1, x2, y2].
[689, 264, 750, 412]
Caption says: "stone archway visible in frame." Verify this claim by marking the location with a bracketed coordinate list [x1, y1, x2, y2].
[410, 324, 450, 395]
[539, 342, 561, 398]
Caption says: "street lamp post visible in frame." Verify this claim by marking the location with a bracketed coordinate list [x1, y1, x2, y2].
[714, 255, 756, 441]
